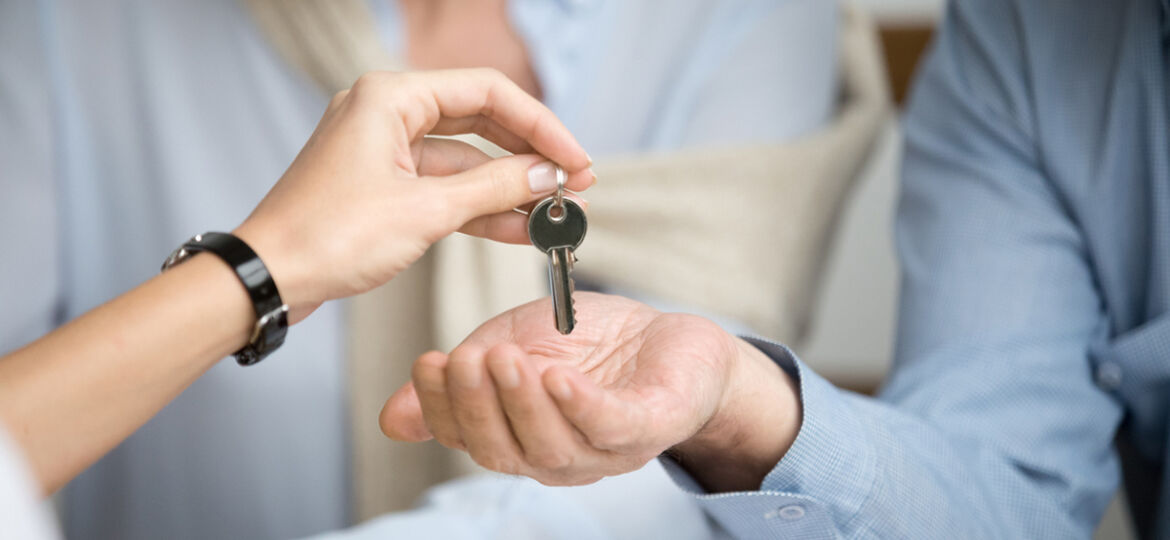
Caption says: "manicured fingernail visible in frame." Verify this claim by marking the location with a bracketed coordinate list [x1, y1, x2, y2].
[550, 373, 573, 400]
[492, 358, 520, 389]
[451, 361, 482, 389]
[528, 161, 558, 193]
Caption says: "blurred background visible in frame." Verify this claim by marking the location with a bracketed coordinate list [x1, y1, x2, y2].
[803, 0, 936, 395]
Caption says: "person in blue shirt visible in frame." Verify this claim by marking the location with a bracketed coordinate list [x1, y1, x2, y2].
[382, 0, 1170, 537]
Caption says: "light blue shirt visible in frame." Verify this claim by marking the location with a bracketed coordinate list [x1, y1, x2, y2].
[0, 1, 835, 539]
[657, 0, 1170, 538]
[369, 0, 837, 154]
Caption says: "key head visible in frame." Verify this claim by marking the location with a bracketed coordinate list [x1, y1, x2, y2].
[528, 197, 587, 253]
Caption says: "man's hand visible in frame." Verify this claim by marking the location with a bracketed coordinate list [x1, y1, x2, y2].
[380, 292, 802, 491]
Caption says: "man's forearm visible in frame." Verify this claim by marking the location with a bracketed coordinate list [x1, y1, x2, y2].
[670, 337, 802, 493]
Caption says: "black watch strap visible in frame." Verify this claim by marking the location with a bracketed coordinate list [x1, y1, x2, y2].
[161, 232, 289, 365]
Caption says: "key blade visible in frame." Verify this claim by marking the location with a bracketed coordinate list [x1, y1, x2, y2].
[548, 248, 576, 334]
[569, 255, 577, 325]
[570, 265, 577, 323]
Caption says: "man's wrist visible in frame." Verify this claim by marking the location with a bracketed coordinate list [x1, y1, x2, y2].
[670, 336, 802, 493]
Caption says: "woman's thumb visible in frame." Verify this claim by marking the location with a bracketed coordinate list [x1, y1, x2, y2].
[438, 155, 590, 224]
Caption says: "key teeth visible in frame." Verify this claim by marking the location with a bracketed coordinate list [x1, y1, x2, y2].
[570, 276, 577, 319]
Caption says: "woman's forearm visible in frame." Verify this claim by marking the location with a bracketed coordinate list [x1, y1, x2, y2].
[0, 254, 253, 493]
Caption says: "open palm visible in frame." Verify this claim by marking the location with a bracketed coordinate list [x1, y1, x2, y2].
[380, 292, 740, 485]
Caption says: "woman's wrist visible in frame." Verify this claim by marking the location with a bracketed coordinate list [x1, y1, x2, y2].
[232, 221, 318, 324]
[173, 253, 258, 354]
[671, 337, 802, 493]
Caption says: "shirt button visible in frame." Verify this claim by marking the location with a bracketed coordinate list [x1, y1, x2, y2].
[768, 504, 806, 521]
[1095, 362, 1123, 390]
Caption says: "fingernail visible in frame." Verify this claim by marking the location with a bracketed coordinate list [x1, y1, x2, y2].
[528, 161, 558, 193]
[492, 358, 520, 389]
[550, 373, 573, 400]
[585, 153, 594, 167]
[452, 361, 482, 389]
[590, 172, 598, 187]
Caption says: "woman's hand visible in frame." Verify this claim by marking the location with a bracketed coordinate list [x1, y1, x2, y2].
[234, 69, 594, 322]
[379, 293, 802, 491]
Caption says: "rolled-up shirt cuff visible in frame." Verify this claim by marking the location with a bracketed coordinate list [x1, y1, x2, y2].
[658, 336, 876, 539]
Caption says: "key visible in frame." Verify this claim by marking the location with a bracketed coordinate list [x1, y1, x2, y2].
[528, 195, 588, 334]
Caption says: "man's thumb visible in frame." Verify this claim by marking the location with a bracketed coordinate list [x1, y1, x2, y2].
[379, 383, 432, 442]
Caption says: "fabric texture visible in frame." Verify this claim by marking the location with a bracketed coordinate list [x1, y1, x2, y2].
[244, 0, 394, 92]
[246, 0, 878, 520]
[0, 426, 61, 540]
[308, 461, 715, 540]
[577, 6, 889, 343]
[663, 1, 1170, 538]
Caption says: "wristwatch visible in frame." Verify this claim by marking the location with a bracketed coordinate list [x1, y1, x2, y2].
[161, 232, 289, 365]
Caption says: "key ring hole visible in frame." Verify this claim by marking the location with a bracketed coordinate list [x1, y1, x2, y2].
[547, 204, 566, 223]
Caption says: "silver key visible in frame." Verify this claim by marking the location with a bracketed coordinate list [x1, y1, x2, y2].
[528, 192, 587, 335]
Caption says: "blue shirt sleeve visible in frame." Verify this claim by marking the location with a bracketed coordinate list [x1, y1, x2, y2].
[661, 1, 1124, 537]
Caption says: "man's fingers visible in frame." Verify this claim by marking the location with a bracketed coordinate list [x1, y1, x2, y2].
[486, 345, 588, 472]
[436, 155, 592, 226]
[445, 345, 524, 474]
[411, 351, 465, 450]
[543, 366, 647, 453]
[379, 382, 433, 442]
